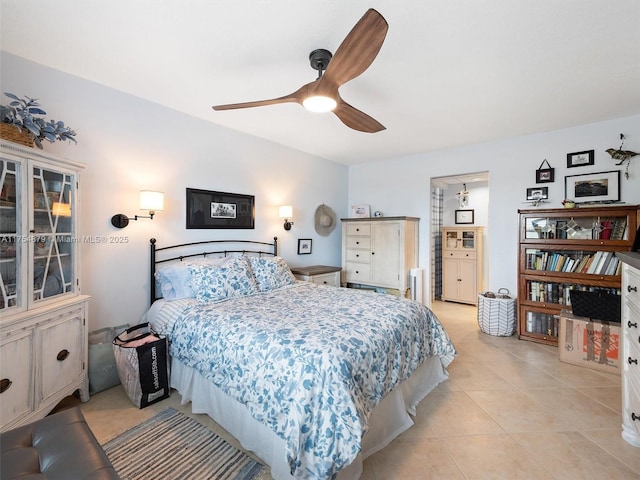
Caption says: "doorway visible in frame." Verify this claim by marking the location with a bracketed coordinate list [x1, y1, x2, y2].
[430, 172, 489, 303]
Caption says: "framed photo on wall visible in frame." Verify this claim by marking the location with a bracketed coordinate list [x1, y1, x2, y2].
[455, 209, 474, 224]
[186, 188, 255, 229]
[526, 186, 549, 200]
[564, 170, 620, 204]
[567, 150, 594, 168]
[297, 238, 312, 255]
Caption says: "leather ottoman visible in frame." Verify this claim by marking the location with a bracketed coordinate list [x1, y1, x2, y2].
[1, 407, 120, 479]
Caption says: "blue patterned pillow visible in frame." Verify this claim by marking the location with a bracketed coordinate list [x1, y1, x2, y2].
[155, 257, 230, 300]
[248, 256, 296, 292]
[188, 256, 259, 303]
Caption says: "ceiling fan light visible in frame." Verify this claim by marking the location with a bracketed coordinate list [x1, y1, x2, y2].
[303, 95, 337, 113]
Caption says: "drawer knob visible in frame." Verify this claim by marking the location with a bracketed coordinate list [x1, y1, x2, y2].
[0, 378, 12, 394]
[629, 357, 638, 365]
[323, 281, 327, 284]
[628, 285, 638, 293]
[356, 270, 359, 274]
[356, 254, 359, 257]
[57, 349, 70, 361]
[632, 412, 640, 422]
[629, 321, 638, 329]
[356, 241, 359, 245]
[371, 252, 375, 255]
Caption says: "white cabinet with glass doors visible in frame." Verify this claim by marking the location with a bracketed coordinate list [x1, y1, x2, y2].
[0, 141, 89, 431]
[441, 226, 484, 305]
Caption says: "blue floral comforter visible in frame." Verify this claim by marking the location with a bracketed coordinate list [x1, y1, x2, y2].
[163, 283, 456, 479]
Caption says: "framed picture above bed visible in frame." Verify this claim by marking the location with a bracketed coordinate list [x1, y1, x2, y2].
[186, 188, 255, 229]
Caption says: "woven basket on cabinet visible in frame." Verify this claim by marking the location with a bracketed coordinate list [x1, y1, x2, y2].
[0, 123, 35, 148]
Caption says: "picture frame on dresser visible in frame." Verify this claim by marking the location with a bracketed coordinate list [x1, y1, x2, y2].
[351, 205, 370, 218]
[564, 170, 620, 204]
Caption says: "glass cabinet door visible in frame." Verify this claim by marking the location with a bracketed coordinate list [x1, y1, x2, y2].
[31, 165, 75, 303]
[462, 230, 476, 249]
[0, 160, 20, 310]
[445, 230, 459, 249]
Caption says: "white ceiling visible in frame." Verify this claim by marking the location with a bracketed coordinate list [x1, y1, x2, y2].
[2, 1, 639, 165]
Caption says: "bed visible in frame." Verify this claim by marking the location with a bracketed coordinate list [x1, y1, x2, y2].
[143, 238, 456, 480]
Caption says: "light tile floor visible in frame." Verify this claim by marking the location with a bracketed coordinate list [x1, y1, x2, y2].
[80, 301, 640, 479]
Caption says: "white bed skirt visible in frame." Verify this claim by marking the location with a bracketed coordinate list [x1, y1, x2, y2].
[171, 356, 449, 480]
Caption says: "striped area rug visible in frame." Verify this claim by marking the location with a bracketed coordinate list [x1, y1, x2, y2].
[103, 408, 266, 480]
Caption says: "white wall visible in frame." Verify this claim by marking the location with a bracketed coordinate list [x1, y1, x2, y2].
[349, 115, 640, 305]
[1, 52, 348, 330]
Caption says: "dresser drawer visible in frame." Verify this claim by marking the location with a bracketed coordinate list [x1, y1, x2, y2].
[344, 262, 371, 283]
[346, 249, 371, 263]
[345, 223, 371, 236]
[310, 271, 341, 287]
[625, 265, 640, 310]
[444, 251, 476, 260]
[346, 236, 371, 249]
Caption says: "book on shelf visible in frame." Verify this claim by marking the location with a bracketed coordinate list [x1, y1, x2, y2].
[586, 251, 602, 274]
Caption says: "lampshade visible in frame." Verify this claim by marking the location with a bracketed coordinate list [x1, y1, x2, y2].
[140, 191, 164, 211]
[52, 202, 72, 217]
[279, 205, 293, 219]
[302, 95, 337, 113]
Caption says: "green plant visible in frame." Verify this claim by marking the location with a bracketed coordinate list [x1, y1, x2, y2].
[1, 93, 77, 149]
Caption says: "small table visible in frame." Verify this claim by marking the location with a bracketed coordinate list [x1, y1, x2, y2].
[290, 265, 342, 287]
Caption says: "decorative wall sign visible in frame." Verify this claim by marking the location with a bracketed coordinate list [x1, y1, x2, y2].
[567, 150, 594, 168]
[186, 188, 255, 229]
[564, 170, 620, 204]
[536, 159, 555, 183]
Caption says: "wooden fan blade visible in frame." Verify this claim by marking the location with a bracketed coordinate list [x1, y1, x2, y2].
[333, 99, 385, 133]
[322, 8, 388, 88]
[212, 83, 312, 111]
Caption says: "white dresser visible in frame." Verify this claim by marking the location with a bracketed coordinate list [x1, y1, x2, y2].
[341, 217, 419, 296]
[618, 251, 640, 448]
[0, 141, 89, 432]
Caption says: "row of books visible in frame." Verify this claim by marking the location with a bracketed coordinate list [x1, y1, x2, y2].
[597, 219, 628, 241]
[527, 282, 621, 305]
[525, 249, 622, 276]
[526, 312, 559, 337]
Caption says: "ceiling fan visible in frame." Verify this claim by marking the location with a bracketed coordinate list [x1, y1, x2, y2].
[212, 8, 388, 133]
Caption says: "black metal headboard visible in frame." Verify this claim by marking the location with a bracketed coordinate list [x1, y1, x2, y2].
[149, 237, 278, 305]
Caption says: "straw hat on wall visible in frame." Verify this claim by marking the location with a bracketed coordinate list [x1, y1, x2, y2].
[314, 204, 337, 236]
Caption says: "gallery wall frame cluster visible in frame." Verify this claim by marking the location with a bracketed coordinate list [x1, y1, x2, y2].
[529, 148, 623, 206]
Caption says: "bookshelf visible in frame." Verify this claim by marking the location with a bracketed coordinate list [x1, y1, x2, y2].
[517, 205, 639, 346]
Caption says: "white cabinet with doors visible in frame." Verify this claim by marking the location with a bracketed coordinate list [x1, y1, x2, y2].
[441, 226, 483, 305]
[0, 140, 89, 432]
[341, 217, 419, 296]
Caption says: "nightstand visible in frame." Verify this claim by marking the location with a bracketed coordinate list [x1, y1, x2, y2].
[290, 265, 342, 287]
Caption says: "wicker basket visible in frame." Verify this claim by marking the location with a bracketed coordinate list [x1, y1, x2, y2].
[0, 123, 35, 148]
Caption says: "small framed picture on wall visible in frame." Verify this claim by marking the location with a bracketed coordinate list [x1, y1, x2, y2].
[297, 238, 312, 255]
[454, 209, 474, 224]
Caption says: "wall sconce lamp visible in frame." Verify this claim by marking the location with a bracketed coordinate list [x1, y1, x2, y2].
[279, 205, 294, 231]
[111, 190, 164, 228]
